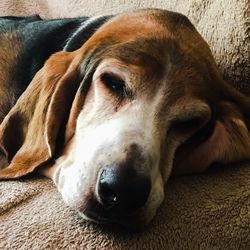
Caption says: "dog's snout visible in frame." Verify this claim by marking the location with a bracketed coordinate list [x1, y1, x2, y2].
[97, 166, 151, 212]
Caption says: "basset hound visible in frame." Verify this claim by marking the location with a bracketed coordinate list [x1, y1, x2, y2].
[0, 9, 249, 228]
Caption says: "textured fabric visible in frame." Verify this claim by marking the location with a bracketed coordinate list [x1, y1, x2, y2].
[1, 164, 249, 249]
[0, 0, 249, 249]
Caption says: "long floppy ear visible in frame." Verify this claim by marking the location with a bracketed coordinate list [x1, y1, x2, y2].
[174, 80, 250, 174]
[0, 51, 82, 179]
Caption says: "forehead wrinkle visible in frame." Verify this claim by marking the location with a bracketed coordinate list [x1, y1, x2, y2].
[108, 38, 166, 65]
[87, 40, 170, 99]
[99, 37, 177, 85]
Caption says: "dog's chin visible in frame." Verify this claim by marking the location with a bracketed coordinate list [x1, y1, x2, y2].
[56, 164, 165, 230]
[74, 186, 165, 230]
[77, 207, 157, 231]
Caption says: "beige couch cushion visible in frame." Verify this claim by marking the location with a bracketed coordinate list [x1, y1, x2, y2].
[1, 164, 249, 249]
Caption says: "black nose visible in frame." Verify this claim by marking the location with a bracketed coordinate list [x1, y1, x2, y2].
[97, 166, 151, 212]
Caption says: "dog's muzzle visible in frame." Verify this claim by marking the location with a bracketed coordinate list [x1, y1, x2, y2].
[80, 143, 152, 223]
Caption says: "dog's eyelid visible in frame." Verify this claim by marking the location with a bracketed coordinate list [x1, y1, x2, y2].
[100, 72, 125, 85]
[170, 109, 210, 134]
[99, 72, 127, 97]
[169, 100, 211, 133]
[171, 116, 204, 132]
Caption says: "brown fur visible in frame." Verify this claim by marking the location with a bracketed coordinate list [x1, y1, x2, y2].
[0, 51, 80, 177]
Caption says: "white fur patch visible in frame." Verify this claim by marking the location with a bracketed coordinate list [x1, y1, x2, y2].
[53, 59, 176, 225]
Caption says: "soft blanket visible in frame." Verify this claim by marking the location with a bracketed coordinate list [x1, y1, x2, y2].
[1, 164, 249, 249]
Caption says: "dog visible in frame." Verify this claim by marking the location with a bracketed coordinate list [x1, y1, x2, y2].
[0, 9, 249, 228]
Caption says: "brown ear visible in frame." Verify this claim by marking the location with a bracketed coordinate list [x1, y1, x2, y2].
[174, 81, 250, 174]
[0, 51, 81, 179]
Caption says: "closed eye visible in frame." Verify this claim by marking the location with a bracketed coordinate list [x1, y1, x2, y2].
[171, 117, 202, 133]
[100, 72, 126, 97]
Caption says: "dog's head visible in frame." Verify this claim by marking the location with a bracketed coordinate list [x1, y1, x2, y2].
[0, 9, 250, 228]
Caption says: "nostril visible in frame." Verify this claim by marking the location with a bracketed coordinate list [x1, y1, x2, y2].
[98, 167, 119, 208]
[97, 166, 151, 212]
[98, 181, 118, 208]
